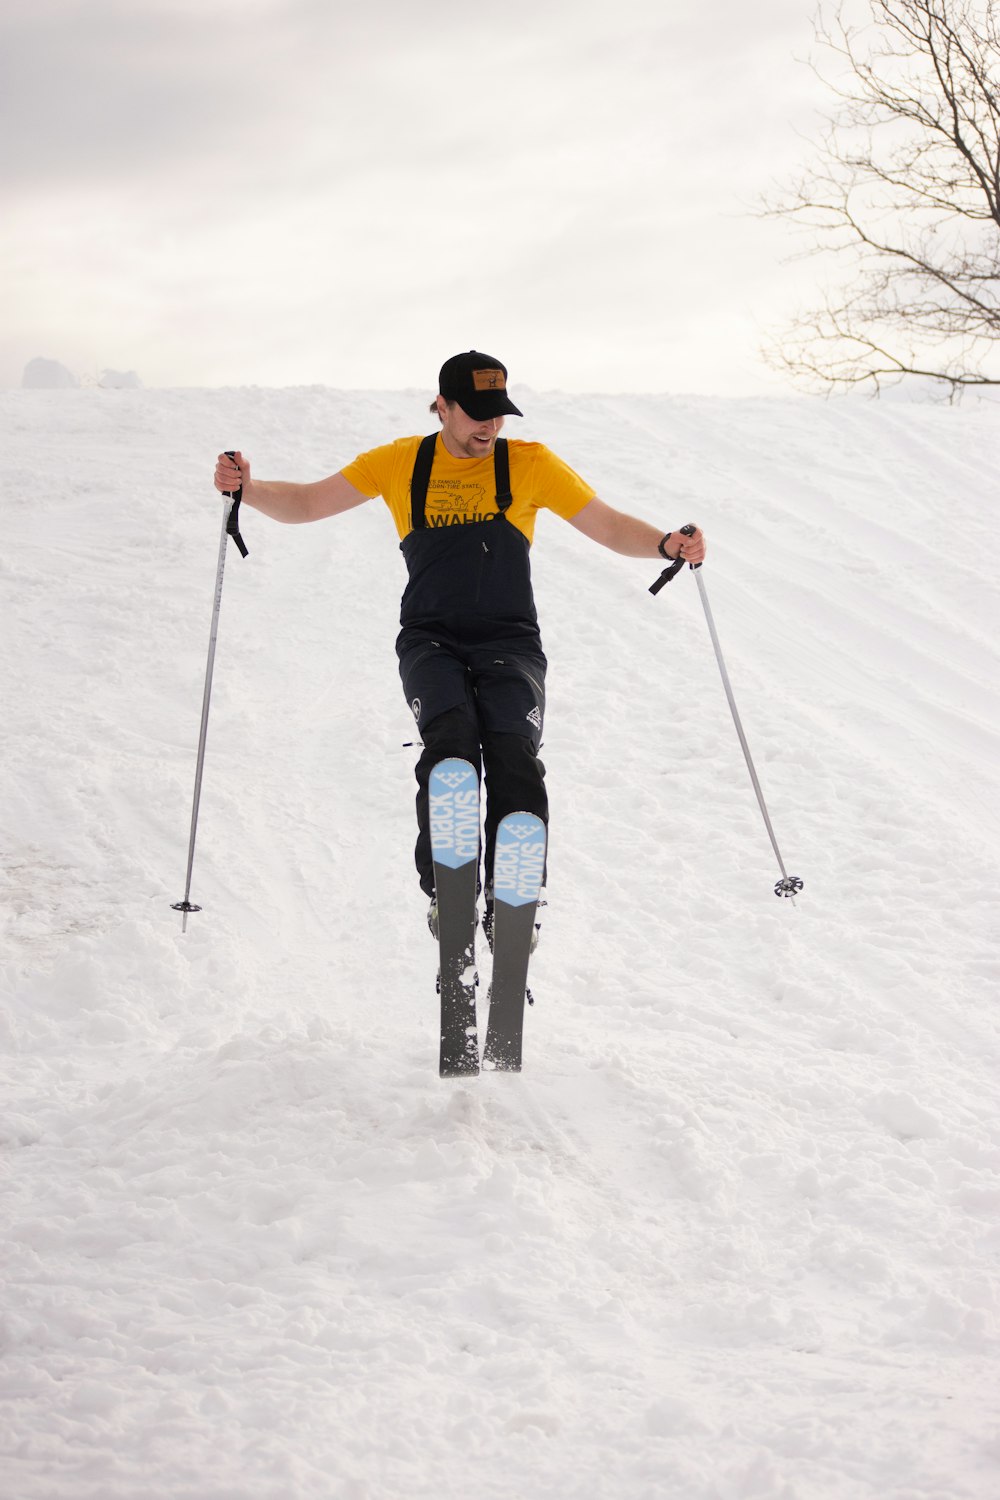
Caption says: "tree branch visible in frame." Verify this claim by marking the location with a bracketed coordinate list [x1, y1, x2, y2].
[765, 0, 1000, 394]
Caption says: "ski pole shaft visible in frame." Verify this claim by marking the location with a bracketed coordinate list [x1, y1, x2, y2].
[689, 566, 791, 883]
[172, 454, 247, 930]
[656, 525, 803, 900]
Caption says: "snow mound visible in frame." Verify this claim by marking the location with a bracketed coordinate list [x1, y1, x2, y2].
[98, 368, 143, 389]
[21, 357, 79, 389]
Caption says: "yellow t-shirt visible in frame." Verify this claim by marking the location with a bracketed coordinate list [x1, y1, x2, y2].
[341, 435, 595, 544]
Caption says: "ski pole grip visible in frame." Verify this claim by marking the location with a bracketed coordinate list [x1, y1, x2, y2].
[223, 450, 249, 558]
[679, 523, 701, 569]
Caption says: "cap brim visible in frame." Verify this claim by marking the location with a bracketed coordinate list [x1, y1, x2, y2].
[458, 392, 523, 420]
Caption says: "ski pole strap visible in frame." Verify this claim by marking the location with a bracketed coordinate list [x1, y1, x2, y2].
[648, 556, 685, 594]
[223, 450, 249, 558]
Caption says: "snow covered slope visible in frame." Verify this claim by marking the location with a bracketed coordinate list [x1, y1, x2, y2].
[2, 386, 998, 1500]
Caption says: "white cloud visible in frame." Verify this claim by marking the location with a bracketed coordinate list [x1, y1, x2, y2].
[0, 0, 828, 393]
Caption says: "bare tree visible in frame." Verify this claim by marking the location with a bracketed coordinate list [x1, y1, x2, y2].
[767, 0, 1000, 397]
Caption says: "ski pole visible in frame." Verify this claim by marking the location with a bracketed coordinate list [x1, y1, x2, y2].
[650, 525, 804, 901]
[172, 453, 249, 930]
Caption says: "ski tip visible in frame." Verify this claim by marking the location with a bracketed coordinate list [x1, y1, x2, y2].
[440, 1058, 481, 1079]
[429, 757, 478, 784]
[482, 1055, 522, 1074]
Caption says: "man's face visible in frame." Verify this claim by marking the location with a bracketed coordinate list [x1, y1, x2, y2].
[437, 397, 505, 459]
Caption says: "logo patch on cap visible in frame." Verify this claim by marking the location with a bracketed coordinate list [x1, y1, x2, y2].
[472, 368, 506, 391]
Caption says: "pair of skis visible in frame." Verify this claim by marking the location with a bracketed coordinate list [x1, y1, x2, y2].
[429, 758, 545, 1078]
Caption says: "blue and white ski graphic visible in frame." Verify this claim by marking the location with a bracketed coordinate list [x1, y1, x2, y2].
[429, 758, 481, 1077]
[483, 811, 546, 1072]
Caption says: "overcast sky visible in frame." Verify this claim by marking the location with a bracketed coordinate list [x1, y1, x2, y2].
[1, 0, 832, 396]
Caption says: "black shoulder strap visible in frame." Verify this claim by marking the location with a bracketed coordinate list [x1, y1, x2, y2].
[494, 438, 512, 512]
[410, 433, 438, 530]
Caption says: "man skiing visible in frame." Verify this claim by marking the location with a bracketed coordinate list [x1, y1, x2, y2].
[214, 350, 706, 947]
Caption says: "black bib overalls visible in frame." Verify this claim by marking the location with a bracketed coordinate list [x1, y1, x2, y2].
[396, 435, 549, 897]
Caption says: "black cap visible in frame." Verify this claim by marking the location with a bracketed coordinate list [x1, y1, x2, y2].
[438, 350, 523, 420]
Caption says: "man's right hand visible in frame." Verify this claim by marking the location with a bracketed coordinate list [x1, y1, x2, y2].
[214, 450, 251, 495]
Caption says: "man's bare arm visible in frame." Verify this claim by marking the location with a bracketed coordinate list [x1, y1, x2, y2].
[567, 497, 706, 562]
[214, 451, 370, 524]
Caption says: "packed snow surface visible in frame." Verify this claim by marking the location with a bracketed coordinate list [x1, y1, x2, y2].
[2, 386, 999, 1500]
